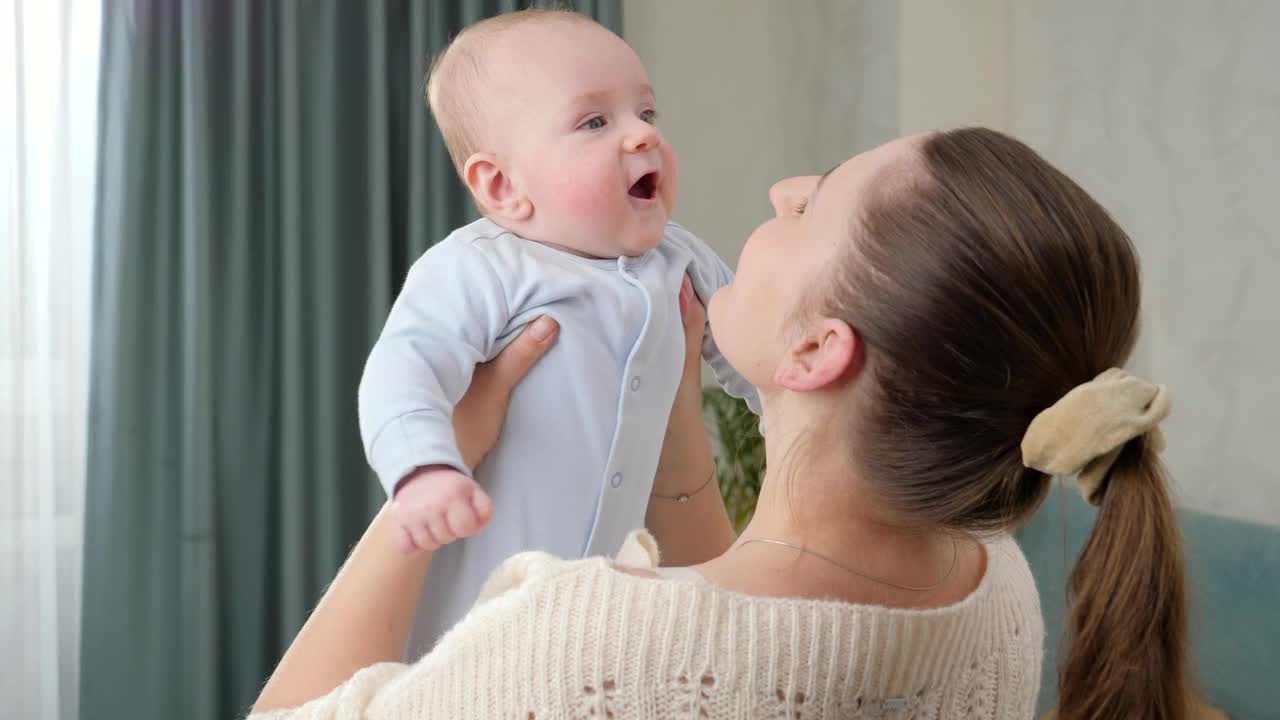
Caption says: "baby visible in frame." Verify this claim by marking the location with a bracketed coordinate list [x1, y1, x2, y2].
[358, 9, 758, 654]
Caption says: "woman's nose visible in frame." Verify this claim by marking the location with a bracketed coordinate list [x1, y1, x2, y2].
[769, 175, 822, 217]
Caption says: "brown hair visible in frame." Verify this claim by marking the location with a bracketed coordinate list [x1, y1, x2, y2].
[823, 128, 1190, 718]
[425, 8, 598, 176]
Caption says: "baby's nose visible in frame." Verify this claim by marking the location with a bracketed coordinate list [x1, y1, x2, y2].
[626, 124, 660, 152]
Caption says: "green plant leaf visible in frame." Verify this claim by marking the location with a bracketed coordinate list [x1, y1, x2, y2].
[701, 387, 764, 530]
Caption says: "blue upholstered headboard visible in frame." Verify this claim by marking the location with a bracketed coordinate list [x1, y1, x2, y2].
[1018, 488, 1280, 719]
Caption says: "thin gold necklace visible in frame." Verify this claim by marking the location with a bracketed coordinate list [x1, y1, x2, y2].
[735, 535, 959, 592]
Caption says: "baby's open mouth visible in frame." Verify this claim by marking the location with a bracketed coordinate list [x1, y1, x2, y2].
[628, 172, 658, 200]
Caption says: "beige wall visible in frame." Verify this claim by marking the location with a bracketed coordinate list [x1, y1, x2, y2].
[895, 0, 1280, 525]
[624, 0, 1280, 525]
[623, 0, 899, 266]
[1010, 2, 1280, 525]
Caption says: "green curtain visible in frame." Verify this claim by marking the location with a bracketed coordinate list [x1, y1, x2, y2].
[81, 2, 620, 719]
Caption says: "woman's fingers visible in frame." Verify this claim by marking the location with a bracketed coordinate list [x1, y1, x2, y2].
[454, 315, 559, 469]
[489, 315, 559, 391]
[679, 275, 693, 322]
[678, 275, 706, 376]
[679, 276, 706, 332]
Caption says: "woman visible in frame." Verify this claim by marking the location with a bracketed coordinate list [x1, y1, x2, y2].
[252, 128, 1189, 719]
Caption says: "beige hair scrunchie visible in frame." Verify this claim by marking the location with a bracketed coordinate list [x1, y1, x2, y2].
[1021, 368, 1171, 505]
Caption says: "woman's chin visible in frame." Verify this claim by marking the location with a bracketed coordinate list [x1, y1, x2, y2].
[705, 290, 726, 339]
[706, 296, 756, 384]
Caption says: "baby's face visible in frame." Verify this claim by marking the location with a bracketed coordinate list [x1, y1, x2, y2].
[488, 22, 677, 258]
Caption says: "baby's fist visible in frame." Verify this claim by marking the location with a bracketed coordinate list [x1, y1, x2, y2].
[391, 466, 493, 553]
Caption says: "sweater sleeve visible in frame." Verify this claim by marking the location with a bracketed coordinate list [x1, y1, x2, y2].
[357, 238, 511, 496]
[245, 664, 409, 720]
[665, 223, 762, 418]
[241, 553, 563, 720]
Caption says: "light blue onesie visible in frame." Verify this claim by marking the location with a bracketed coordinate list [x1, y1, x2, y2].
[358, 217, 760, 658]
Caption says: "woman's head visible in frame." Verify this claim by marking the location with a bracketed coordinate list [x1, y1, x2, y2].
[714, 128, 1145, 526]
[708, 137, 909, 394]
[711, 127, 1191, 719]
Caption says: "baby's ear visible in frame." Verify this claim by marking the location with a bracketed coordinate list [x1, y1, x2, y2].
[464, 152, 532, 221]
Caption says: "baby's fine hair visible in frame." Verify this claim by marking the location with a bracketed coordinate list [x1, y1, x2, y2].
[425, 8, 601, 177]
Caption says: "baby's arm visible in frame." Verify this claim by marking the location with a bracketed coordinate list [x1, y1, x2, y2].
[666, 223, 763, 417]
[358, 238, 512, 499]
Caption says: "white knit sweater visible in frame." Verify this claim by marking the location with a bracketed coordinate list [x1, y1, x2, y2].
[251, 531, 1043, 719]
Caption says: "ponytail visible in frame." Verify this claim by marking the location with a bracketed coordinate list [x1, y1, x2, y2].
[1057, 435, 1191, 719]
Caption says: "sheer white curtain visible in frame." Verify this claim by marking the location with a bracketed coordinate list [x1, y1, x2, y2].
[1, 1, 100, 718]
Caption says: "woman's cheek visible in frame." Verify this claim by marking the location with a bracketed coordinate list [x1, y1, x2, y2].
[705, 290, 738, 367]
[706, 288, 726, 334]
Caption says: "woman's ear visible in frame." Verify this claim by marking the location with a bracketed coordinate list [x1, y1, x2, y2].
[773, 317, 863, 392]
[463, 152, 533, 221]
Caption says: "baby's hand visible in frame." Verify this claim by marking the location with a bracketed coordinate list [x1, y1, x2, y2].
[391, 466, 493, 554]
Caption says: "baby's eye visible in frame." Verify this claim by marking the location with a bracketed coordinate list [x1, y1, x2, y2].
[792, 198, 808, 216]
[639, 109, 657, 124]
[579, 116, 607, 131]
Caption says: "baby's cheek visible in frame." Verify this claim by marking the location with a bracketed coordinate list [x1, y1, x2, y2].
[551, 172, 618, 222]
[659, 145, 679, 208]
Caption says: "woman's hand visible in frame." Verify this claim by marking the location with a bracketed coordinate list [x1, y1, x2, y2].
[653, 277, 709, 492]
[645, 277, 736, 566]
[454, 315, 560, 469]
[675, 276, 708, 400]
